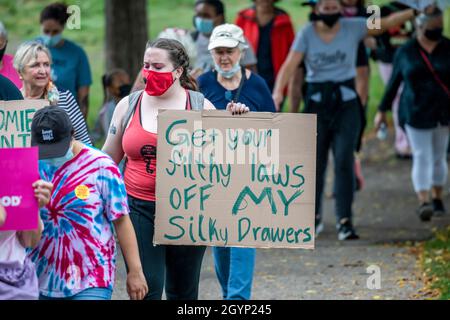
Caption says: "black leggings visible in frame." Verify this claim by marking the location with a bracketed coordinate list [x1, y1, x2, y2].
[126, 195, 206, 300]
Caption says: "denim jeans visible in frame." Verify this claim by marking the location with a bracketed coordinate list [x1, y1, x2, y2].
[304, 82, 361, 223]
[127, 195, 206, 300]
[39, 287, 112, 300]
[212, 247, 256, 300]
[405, 125, 449, 192]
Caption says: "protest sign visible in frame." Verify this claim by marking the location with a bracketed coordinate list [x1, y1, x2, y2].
[0, 147, 40, 231]
[155, 110, 316, 249]
[0, 99, 49, 148]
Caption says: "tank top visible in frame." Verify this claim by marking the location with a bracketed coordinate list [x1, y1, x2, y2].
[122, 91, 192, 201]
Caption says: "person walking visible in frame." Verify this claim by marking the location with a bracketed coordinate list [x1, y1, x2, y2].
[375, 7, 450, 221]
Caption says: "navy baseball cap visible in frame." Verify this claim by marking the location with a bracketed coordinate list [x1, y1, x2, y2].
[31, 106, 73, 159]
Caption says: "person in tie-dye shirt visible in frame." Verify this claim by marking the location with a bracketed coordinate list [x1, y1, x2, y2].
[28, 106, 148, 300]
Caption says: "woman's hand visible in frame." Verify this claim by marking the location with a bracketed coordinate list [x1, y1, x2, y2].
[374, 111, 388, 131]
[32, 180, 53, 208]
[272, 91, 284, 112]
[126, 268, 148, 300]
[226, 101, 250, 115]
[0, 205, 6, 227]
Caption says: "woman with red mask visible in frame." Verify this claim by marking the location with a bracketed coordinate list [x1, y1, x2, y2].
[102, 38, 248, 300]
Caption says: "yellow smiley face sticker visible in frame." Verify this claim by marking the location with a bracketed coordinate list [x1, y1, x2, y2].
[75, 185, 90, 200]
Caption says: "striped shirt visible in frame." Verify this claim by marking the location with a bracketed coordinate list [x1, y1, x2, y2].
[57, 90, 92, 145]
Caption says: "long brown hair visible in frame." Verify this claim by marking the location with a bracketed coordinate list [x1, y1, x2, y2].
[145, 38, 198, 91]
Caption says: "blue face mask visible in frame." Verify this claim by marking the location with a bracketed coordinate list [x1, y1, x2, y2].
[214, 61, 241, 79]
[41, 33, 63, 47]
[194, 17, 214, 35]
[40, 147, 74, 169]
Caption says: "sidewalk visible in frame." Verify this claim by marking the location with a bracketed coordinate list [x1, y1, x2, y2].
[113, 135, 450, 300]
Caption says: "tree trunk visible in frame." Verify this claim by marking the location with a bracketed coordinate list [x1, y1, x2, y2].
[105, 0, 148, 79]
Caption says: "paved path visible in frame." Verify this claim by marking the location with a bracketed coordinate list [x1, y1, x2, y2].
[113, 136, 450, 300]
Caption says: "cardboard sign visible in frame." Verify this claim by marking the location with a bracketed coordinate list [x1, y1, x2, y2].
[0, 147, 40, 231]
[155, 110, 316, 249]
[0, 99, 49, 148]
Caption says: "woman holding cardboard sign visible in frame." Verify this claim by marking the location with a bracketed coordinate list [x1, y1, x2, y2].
[197, 24, 276, 301]
[0, 180, 53, 300]
[102, 38, 249, 300]
[272, 0, 417, 240]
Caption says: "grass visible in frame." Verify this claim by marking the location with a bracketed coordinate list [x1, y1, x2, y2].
[1, 0, 448, 133]
[418, 226, 450, 300]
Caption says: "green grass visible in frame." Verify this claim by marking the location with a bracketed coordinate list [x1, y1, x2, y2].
[1, 0, 447, 133]
[420, 226, 450, 300]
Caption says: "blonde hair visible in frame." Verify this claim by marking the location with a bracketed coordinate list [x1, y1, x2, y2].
[13, 41, 52, 75]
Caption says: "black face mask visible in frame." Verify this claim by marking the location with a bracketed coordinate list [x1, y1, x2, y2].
[118, 84, 132, 98]
[424, 28, 443, 42]
[310, 12, 342, 28]
[0, 41, 7, 62]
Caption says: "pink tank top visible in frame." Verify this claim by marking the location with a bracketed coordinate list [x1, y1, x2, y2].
[122, 91, 192, 201]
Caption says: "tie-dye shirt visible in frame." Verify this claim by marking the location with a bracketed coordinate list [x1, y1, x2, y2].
[29, 145, 129, 298]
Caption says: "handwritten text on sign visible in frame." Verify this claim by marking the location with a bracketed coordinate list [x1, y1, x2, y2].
[155, 110, 317, 249]
[0, 100, 49, 148]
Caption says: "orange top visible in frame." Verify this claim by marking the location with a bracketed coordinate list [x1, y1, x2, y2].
[122, 91, 192, 201]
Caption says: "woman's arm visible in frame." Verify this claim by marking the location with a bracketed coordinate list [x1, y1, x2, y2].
[203, 98, 216, 110]
[102, 97, 129, 164]
[374, 49, 404, 130]
[272, 51, 304, 111]
[113, 216, 148, 300]
[77, 86, 90, 120]
[368, 9, 415, 36]
[288, 67, 304, 114]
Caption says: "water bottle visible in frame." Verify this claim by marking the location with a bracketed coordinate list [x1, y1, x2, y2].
[377, 123, 388, 140]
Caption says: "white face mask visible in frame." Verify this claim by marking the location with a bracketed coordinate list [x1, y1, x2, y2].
[214, 61, 241, 79]
[40, 147, 74, 169]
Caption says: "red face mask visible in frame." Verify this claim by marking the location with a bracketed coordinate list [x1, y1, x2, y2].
[142, 68, 175, 96]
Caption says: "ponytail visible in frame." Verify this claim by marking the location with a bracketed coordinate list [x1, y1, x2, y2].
[180, 72, 198, 92]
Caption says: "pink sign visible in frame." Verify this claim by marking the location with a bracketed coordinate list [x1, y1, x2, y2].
[0, 148, 40, 231]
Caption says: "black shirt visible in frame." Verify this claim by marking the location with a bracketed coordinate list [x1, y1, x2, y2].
[372, 2, 414, 63]
[257, 19, 275, 91]
[0, 74, 23, 100]
[379, 38, 450, 129]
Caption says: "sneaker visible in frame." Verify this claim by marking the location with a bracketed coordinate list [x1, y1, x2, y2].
[337, 219, 359, 241]
[315, 221, 324, 238]
[432, 199, 446, 217]
[417, 203, 433, 221]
